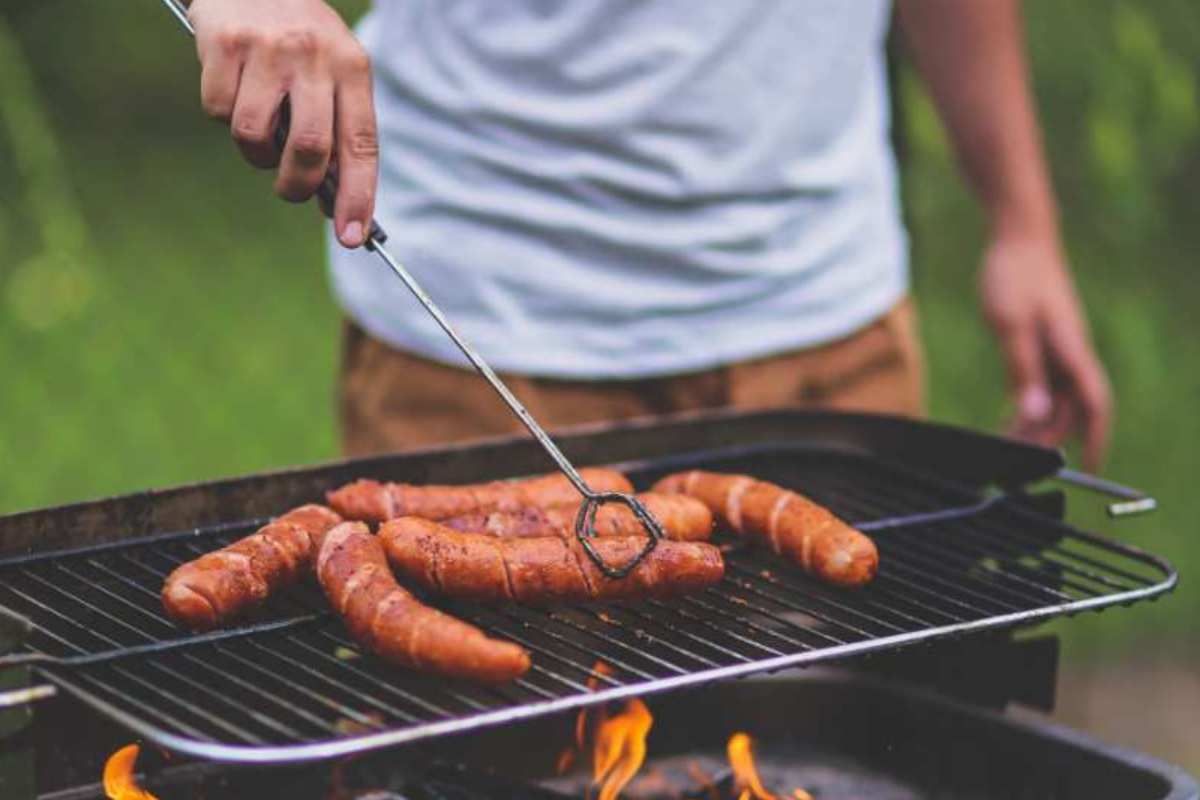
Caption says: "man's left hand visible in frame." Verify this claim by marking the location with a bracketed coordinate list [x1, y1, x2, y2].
[978, 233, 1113, 471]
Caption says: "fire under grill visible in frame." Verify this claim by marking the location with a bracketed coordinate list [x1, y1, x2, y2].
[0, 415, 1177, 766]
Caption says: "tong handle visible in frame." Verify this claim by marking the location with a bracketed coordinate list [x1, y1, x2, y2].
[0, 684, 56, 709]
[1054, 468, 1157, 518]
[273, 102, 388, 248]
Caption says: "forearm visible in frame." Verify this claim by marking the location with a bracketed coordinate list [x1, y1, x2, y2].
[896, 0, 1059, 240]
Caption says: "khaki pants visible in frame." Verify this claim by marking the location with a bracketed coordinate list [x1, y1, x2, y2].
[340, 298, 926, 457]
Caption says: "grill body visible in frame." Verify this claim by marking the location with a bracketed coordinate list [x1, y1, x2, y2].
[20, 671, 1200, 799]
[0, 411, 1177, 765]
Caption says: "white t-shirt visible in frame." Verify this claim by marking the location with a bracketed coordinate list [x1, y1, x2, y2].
[328, 0, 907, 378]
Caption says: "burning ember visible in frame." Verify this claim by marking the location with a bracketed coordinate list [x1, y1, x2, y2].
[556, 663, 810, 800]
[103, 744, 159, 800]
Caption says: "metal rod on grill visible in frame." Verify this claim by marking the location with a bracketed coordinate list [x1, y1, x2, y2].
[1055, 468, 1158, 518]
[154, 0, 664, 577]
[0, 684, 57, 709]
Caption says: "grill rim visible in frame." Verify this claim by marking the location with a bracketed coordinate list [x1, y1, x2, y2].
[0, 412, 1175, 765]
[15, 463, 1177, 763]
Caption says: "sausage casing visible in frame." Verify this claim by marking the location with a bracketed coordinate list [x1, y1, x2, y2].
[161, 504, 343, 630]
[316, 522, 531, 684]
[442, 492, 713, 542]
[326, 467, 634, 523]
[379, 517, 724, 605]
[652, 470, 878, 587]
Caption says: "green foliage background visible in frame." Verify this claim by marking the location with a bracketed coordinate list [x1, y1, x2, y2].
[0, 1, 1196, 664]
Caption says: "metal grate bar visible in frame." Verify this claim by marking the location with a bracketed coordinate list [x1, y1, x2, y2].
[717, 573, 871, 642]
[538, 609, 692, 676]
[215, 642, 385, 732]
[672, 594, 813, 653]
[875, 532, 1072, 606]
[729, 560, 980, 637]
[482, 606, 659, 683]
[868, 566, 1007, 620]
[645, 598, 787, 658]
[441, 620, 611, 694]
[811, 477, 1075, 596]
[285, 636, 440, 722]
[67, 667, 215, 742]
[40, 562, 344, 739]
[965, 510, 1155, 590]
[11, 568, 318, 742]
[728, 559, 956, 629]
[574, 605, 733, 668]
[891, 523, 1104, 601]
[819, 472, 1157, 596]
[317, 628, 497, 715]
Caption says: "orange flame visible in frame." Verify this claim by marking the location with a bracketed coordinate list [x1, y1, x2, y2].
[726, 732, 812, 800]
[591, 698, 653, 800]
[103, 744, 159, 800]
[557, 661, 616, 775]
[556, 663, 811, 800]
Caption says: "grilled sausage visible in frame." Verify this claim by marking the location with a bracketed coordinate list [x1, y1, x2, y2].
[161, 504, 343, 630]
[326, 467, 634, 523]
[379, 517, 725, 605]
[441, 493, 713, 542]
[316, 522, 531, 684]
[651, 470, 878, 587]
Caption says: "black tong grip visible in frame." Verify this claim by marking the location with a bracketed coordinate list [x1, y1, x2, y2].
[274, 100, 388, 249]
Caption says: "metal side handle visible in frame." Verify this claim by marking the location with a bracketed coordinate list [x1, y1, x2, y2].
[1055, 468, 1157, 518]
[0, 684, 56, 709]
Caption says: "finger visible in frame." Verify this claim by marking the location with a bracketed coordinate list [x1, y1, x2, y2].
[200, 57, 242, 123]
[998, 318, 1053, 429]
[274, 79, 334, 203]
[1040, 391, 1078, 446]
[332, 47, 378, 248]
[1081, 394, 1113, 472]
[195, 24, 250, 123]
[1046, 324, 1113, 471]
[230, 56, 285, 170]
[1008, 391, 1076, 455]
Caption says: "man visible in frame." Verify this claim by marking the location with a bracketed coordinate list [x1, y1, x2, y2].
[186, 0, 1112, 469]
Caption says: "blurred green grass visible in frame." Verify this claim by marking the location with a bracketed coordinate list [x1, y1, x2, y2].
[0, 1, 1197, 661]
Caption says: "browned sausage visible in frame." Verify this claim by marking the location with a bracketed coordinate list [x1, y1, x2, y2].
[326, 467, 634, 523]
[442, 492, 713, 542]
[316, 522, 530, 684]
[652, 470, 878, 587]
[161, 504, 343, 630]
[378, 517, 725, 605]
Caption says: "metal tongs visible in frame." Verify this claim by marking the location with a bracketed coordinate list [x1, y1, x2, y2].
[158, 0, 664, 577]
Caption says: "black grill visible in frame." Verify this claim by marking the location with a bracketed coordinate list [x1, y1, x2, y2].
[0, 442, 1175, 763]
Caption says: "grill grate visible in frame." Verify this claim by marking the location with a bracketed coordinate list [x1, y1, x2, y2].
[0, 445, 1174, 763]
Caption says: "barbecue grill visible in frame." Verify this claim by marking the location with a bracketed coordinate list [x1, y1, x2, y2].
[0, 410, 1187, 798]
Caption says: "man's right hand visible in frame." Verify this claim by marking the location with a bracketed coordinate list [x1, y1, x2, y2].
[188, 0, 378, 248]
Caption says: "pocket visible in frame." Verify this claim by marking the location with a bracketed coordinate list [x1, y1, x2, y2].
[809, 298, 925, 416]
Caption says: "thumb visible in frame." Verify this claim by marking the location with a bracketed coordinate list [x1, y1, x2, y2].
[1002, 321, 1053, 429]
